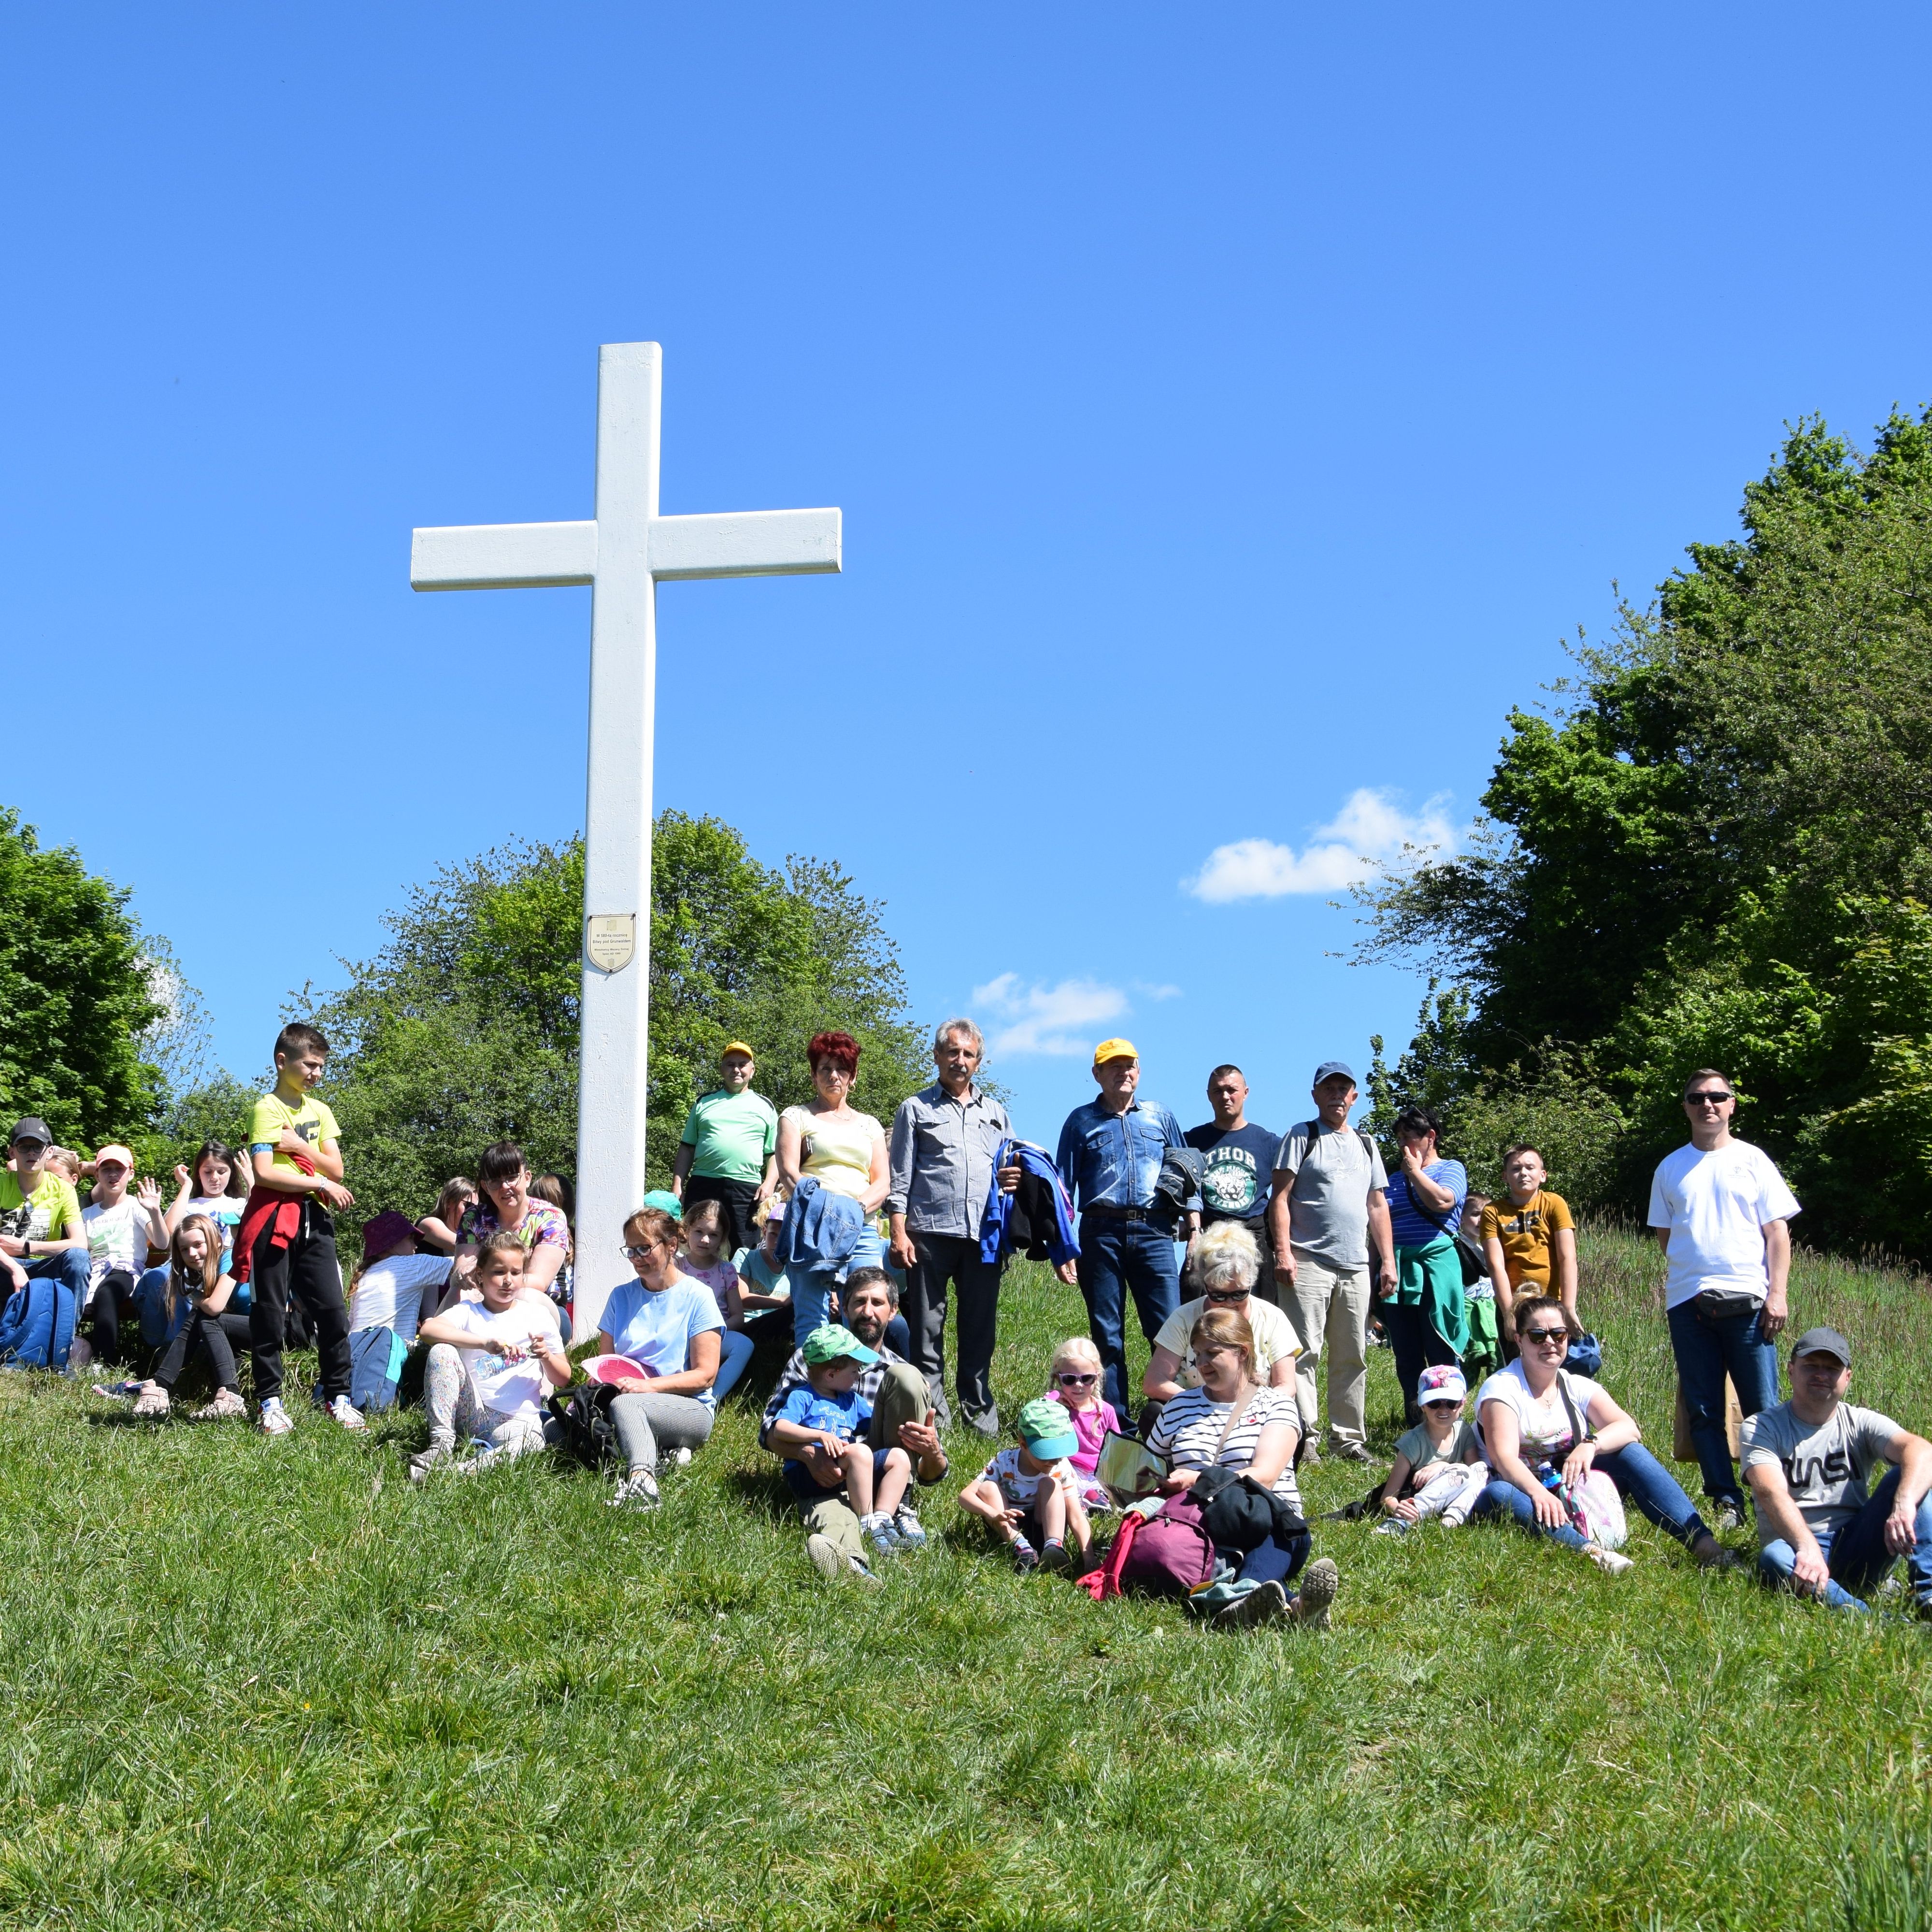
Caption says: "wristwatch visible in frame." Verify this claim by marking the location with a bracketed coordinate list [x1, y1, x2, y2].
[22, 1242, 30, 1260]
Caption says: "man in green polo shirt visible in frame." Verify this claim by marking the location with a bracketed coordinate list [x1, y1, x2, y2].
[673, 1043, 780, 1251]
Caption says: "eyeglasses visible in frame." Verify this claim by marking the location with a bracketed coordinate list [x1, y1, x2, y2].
[1686, 1092, 1733, 1106]
[1203, 1288, 1252, 1304]
[1523, 1328, 1569, 1345]
[1056, 1373, 1098, 1387]
[622, 1244, 668, 1260]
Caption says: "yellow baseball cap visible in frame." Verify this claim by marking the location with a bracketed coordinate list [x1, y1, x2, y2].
[720, 1041, 756, 1060]
[1093, 1037, 1138, 1066]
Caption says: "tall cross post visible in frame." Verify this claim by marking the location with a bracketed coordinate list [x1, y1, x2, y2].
[410, 341, 841, 1339]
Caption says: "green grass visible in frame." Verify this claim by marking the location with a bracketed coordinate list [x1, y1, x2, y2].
[10, 1229, 1932, 1930]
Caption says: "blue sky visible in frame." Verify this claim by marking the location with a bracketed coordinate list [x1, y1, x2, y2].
[5, 5, 1931, 1149]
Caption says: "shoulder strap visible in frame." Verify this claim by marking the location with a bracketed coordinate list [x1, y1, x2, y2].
[1211, 1382, 1259, 1462]
[1556, 1370, 1592, 1447]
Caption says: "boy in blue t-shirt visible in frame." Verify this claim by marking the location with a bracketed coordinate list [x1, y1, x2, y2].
[765, 1325, 914, 1563]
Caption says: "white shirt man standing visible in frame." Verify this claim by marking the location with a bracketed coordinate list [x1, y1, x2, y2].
[1649, 1067, 1799, 1530]
[1268, 1062, 1395, 1465]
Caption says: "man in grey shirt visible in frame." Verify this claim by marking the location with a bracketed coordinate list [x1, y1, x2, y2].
[1742, 1326, 1932, 1614]
[1268, 1061, 1396, 1465]
[887, 1018, 1017, 1436]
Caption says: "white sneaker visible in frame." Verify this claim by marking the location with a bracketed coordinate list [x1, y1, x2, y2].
[328, 1396, 368, 1432]
[806, 1532, 844, 1580]
[408, 1444, 453, 1484]
[672, 1447, 692, 1467]
[609, 1469, 660, 1510]
[1587, 1545, 1634, 1576]
[259, 1398, 295, 1436]
[192, 1388, 248, 1421]
[1289, 1557, 1341, 1630]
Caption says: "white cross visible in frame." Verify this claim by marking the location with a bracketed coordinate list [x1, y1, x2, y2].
[410, 342, 840, 1339]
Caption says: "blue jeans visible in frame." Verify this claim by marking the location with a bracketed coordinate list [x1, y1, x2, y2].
[1667, 1298, 1780, 1505]
[1076, 1216, 1180, 1415]
[18, 1247, 89, 1303]
[1475, 1443, 1712, 1551]
[1232, 1530, 1311, 1592]
[790, 1226, 887, 1345]
[1758, 1466, 1932, 1612]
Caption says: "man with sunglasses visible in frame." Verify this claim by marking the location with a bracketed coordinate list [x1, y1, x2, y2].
[1648, 1068, 1801, 1531]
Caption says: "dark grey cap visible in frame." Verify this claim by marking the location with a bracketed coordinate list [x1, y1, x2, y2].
[1790, 1326, 1852, 1366]
[1312, 1062, 1357, 1088]
[8, 1117, 51, 1148]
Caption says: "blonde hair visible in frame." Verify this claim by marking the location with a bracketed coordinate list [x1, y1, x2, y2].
[1047, 1336, 1102, 1386]
[1188, 1306, 1257, 1378]
[1189, 1220, 1260, 1293]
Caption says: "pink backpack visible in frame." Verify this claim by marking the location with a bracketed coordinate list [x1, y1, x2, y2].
[1116, 1496, 1217, 1597]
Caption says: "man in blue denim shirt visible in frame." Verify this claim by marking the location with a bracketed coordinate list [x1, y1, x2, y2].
[1054, 1038, 1196, 1415]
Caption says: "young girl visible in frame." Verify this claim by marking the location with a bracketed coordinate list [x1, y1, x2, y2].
[165, 1141, 251, 1272]
[415, 1176, 477, 1258]
[1045, 1336, 1119, 1512]
[1374, 1362, 1488, 1535]
[128, 1214, 252, 1420]
[679, 1197, 754, 1402]
[410, 1232, 569, 1480]
[959, 1398, 1093, 1574]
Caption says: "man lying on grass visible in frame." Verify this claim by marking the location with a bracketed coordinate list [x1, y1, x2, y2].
[760, 1268, 946, 1584]
[1742, 1327, 1932, 1615]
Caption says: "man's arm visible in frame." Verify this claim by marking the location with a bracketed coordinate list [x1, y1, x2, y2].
[1268, 1172, 1296, 1288]
[1745, 1456, 1830, 1592]
[757, 1151, 779, 1203]
[281, 1132, 344, 1183]
[1760, 1217, 1791, 1338]
[1881, 1428, 1932, 1551]
[671, 1142, 694, 1196]
[1552, 1225, 1579, 1319]
[1366, 1189, 1395, 1293]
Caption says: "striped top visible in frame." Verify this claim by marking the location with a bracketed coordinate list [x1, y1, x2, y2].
[1145, 1384, 1302, 1513]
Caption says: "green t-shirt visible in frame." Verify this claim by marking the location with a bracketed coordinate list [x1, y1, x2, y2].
[249, 1090, 342, 1174]
[0, 1171, 83, 1245]
[680, 1088, 778, 1186]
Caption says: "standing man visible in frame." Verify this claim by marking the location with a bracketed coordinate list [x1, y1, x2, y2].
[887, 1018, 1017, 1437]
[1183, 1065, 1280, 1304]
[1650, 1068, 1799, 1531]
[1269, 1062, 1394, 1466]
[672, 1042, 780, 1254]
[1054, 1039, 1196, 1417]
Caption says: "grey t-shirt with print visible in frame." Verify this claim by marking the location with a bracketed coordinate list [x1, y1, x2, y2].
[1740, 1400, 1902, 1539]
[1273, 1119, 1388, 1268]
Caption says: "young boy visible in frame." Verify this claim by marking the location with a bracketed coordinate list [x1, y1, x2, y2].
[409, 1233, 568, 1480]
[237, 1023, 359, 1436]
[75, 1145, 170, 1368]
[0, 1117, 90, 1307]
[1479, 1145, 1579, 1335]
[959, 1397, 1092, 1574]
[673, 1042, 779, 1252]
[1374, 1363, 1488, 1535]
[764, 1324, 915, 1567]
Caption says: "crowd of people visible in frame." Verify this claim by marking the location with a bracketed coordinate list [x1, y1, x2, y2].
[4, 1016, 1929, 1629]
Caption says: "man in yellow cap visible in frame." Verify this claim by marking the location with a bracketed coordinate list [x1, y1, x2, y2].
[672, 1042, 779, 1252]
[1053, 1040, 1195, 1414]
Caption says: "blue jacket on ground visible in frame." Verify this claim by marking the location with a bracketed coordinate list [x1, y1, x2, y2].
[978, 1139, 1081, 1268]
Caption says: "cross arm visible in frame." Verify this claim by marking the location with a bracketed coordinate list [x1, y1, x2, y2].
[648, 508, 841, 581]
[410, 520, 599, 591]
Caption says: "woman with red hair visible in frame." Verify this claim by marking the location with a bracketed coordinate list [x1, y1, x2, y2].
[776, 1031, 890, 1339]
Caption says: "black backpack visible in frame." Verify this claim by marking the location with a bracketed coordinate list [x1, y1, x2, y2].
[548, 1382, 620, 1471]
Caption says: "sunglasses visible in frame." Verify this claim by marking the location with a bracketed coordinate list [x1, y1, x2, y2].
[1523, 1327, 1569, 1345]
[1056, 1372, 1098, 1387]
[1203, 1288, 1251, 1304]
[1686, 1092, 1733, 1106]
[1421, 1398, 1461, 1412]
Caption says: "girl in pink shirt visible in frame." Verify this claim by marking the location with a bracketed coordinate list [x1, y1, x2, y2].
[1045, 1336, 1119, 1509]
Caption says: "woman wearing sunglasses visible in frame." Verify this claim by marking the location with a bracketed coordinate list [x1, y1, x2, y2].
[1474, 1294, 1734, 1573]
[1143, 1222, 1298, 1430]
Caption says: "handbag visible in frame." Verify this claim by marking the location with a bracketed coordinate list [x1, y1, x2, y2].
[1693, 1288, 1762, 1323]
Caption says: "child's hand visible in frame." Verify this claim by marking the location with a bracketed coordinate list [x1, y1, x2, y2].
[136, 1177, 162, 1212]
[173, 1165, 191, 1191]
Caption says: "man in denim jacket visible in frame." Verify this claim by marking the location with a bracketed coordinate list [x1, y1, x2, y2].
[1054, 1040, 1196, 1415]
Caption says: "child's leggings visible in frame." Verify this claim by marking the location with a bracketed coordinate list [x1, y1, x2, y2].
[1411, 1464, 1489, 1527]
[423, 1344, 545, 1458]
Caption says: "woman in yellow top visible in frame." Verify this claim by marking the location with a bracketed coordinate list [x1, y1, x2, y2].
[1478, 1143, 1579, 1335]
[776, 1030, 890, 1339]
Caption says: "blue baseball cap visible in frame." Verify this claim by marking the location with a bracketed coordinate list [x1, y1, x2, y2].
[1312, 1062, 1357, 1088]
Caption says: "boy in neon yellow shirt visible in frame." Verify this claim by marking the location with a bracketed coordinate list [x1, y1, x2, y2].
[242, 1023, 360, 1437]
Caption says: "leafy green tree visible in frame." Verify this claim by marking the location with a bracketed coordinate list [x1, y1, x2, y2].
[301, 812, 929, 1223]
[0, 807, 169, 1147]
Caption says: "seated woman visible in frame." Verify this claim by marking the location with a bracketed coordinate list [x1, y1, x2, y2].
[594, 1204, 725, 1510]
[776, 1030, 890, 1342]
[1474, 1293, 1734, 1573]
[454, 1144, 569, 1306]
[1144, 1222, 1298, 1421]
[129, 1214, 253, 1420]
[414, 1175, 476, 1258]
[1144, 1308, 1341, 1631]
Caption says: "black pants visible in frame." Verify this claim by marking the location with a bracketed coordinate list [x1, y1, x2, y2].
[248, 1202, 351, 1406]
[682, 1174, 760, 1252]
[1379, 1299, 1459, 1421]
[84, 1268, 137, 1363]
[154, 1307, 251, 1392]
[901, 1231, 1003, 1425]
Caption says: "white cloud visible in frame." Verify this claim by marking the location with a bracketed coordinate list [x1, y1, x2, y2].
[971, 973, 1131, 1059]
[1184, 788, 1460, 903]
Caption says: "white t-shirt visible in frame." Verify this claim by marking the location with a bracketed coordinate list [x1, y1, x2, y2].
[82, 1197, 158, 1285]
[349, 1253, 453, 1345]
[976, 1445, 1080, 1509]
[1476, 1362, 1607, 1467]
[1647, 1139, 1801, 1309]
[436, 1293, 562, 1422]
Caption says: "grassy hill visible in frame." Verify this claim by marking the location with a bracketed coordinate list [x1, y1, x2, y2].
[7, 1227, 1932, 1930]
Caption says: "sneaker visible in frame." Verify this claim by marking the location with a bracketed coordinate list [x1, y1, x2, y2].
[328, 1396, 368, 1433]
[846, 1556, 884, 1590]
[1714, 1498, 1746, 1533]
[963, 1407, 1002, 1440]
[407, 1445, 452, 1485]
[1299, 1440, 1323, 1468]
[862, 1514, 901, 1558]
[891, 1506, 929, 1549]
[1587, 1545, 1634, 1576]
[192, 1388, 248, 1422]
[1373, 1517, 1410, 1537]
[1038, 1538, 1071, 1573]
[1011, 1538, 1040, 1574]
[806, 1532, 844, 1580]
[672, 1447, 692, 1468]
[131, 1384, 171, 1420]
[609, 1469, 660, 1510]
[1289, 1557, 1341, 1630]
[259, 1398, 295, 1437]
[1212, 1579, 1289, 1631]
[1329, 1439, 1376, 1465]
